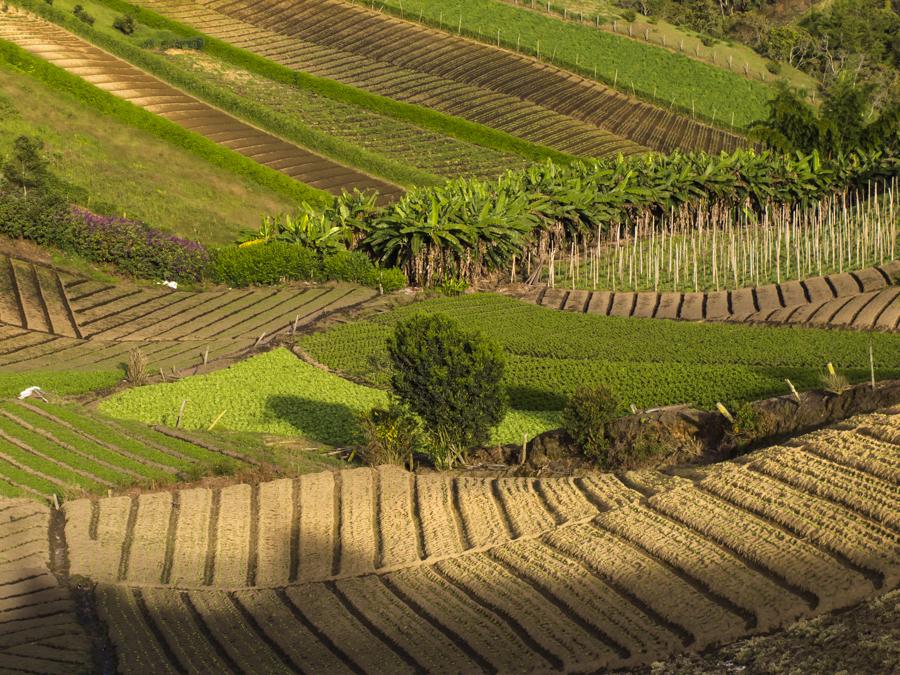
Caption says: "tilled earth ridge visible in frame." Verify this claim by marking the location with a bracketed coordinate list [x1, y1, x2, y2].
[515, 260, 900, 331]
[0, 500, 92, 673]
[53, 407, 899, 673]
[0, 253, 379, 373]
[0, 9, 404, 200]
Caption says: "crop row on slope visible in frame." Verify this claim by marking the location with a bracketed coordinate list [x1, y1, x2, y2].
[360, 0, 772, 128]
[83, 409, 900, 672]
[131, 0, 657, 157]
[17, 0, 572, 179]
[99, 348, 561, 445]
[298, 294, 900, 412]
[0, 34, 325, 207]
[0, 9, 404, 199]
[189, 0, 740, 153]
[165, 50, 532, 181]
[0, 400, 247, 499]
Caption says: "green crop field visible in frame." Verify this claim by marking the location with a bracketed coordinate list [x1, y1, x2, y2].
[99, 348, 562, 446]
[0, 59, 294, 244]
[298, 294, 900, 413]
[365, 0, 772, 127]
[0, 400, 247, 499]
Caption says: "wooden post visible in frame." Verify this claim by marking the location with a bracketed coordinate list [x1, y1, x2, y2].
[208, 409, 227, 431]
[175, 399, 187, 428]
[255, 332, 266, 347]
[202, 346, 209, 365]
[869, 342, 876, 390]
[292, 314, 300, 335]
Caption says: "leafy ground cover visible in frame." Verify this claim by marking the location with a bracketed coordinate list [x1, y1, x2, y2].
[99, 348, 560, 446]
[364, 0, 772, 127]
[298, 294, 900, 413]
[0, 53, 294, 244]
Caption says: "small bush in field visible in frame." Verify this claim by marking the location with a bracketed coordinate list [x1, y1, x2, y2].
[387, 313, 506, 468]
[562, 385, 618, 462]
[126, 348, 149, 386]
[113, 15, 136, 35]
[73, 5, 95, 25]
[360, 400, 420, 466]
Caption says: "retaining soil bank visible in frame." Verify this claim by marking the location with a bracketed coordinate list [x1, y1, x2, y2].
[477, 380, 900, 472]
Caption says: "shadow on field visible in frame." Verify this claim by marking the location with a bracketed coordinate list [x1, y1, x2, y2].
[265, 395, 362, 446]
[507, 385, 567, 410]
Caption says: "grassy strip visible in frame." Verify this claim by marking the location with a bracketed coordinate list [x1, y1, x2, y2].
[0, 455, 59, 496]
[0, 480, 24, 497]
[0, 426, 106, 492]
[0, 370, 121, 397]
[90, 0, 575, 166]
[355, 0, 770, 129]
[0, 36, 330, 207]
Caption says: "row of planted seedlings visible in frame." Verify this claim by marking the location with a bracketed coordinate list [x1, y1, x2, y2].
[536, 176, 898, 292]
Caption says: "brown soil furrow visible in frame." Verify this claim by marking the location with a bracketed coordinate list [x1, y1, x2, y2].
[136, 587, 233, 673]
[545, 522, 746, 647]
[212, 484, 251, 587]
[493, 477, 556, 538]
[186, 590, 294, 673]
[599, 502, 804, 631]
[335, 575, 476, 673]
[337, 467, 377, 577]
[236, 589, 358, 674]
[124, 493, 171, 585]
[284, 583, 414, 673]
[168, 488, 211, 587]
[413, 473, 463, 560]
[95, 585, 182, 674]
[803, 430, 900, 483]
[532, 477, 598, 524]
[296, 471, 335, 584]
[453, 477, 511, 549]
[388, 563, 554, 672]
[436, 553, 610, 671]
[253, 478, 292, 587]
[649, 486, 868, 612]
[376, 466, 420, 570]
[700, 466, 899, 587]
[750, 446, 900, 529]
[65, 497, 131, 583]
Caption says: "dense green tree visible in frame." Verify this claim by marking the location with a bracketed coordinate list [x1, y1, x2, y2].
[386, 313, 506, 467]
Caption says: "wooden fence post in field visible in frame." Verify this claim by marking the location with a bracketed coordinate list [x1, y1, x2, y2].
[202, 345, 209, 366]
[869, 342, 876, 390]
[175, 399, 187, 428]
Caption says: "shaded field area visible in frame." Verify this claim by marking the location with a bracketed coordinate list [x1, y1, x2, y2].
[49, 408, 900, 672]
[298, 294, 900, 416]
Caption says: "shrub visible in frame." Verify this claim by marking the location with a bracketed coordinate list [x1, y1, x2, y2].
[387, 313, 506, 468]
[113, 14, 136, 35]
[726, 402, 775, 448]
[766, 60, 782, 75]
[1, 135, 49, 198]
[126, 348, 149, 386]
[621, 9, 636, 22]
[321, 249, 377, 284]
[207, 242, 318, 286]
[562, 385, 618, 463]
[72, 4, 94, 25]
[359, 400, 420, 466]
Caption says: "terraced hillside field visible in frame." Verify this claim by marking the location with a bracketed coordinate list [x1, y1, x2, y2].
[137, 0, 742, 155]
[517, 262, 900, 331]
[54, 408, 899, 672]
[0, 9, 403, 199]
[0, 399, 251, 500]
[0, 253, 378, 374]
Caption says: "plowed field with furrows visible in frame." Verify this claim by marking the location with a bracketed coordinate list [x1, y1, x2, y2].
[0, 400, 253, 500]
[63, 409, 899, 672]
[516, 262, 900, 331]
[0, 10, 403, 199]
[0, 254, 378, 372]
[137, 0, 736, 156]
[0, 500, 92, 673]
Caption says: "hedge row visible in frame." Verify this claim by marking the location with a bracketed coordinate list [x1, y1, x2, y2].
[0, 38, 329, 207]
